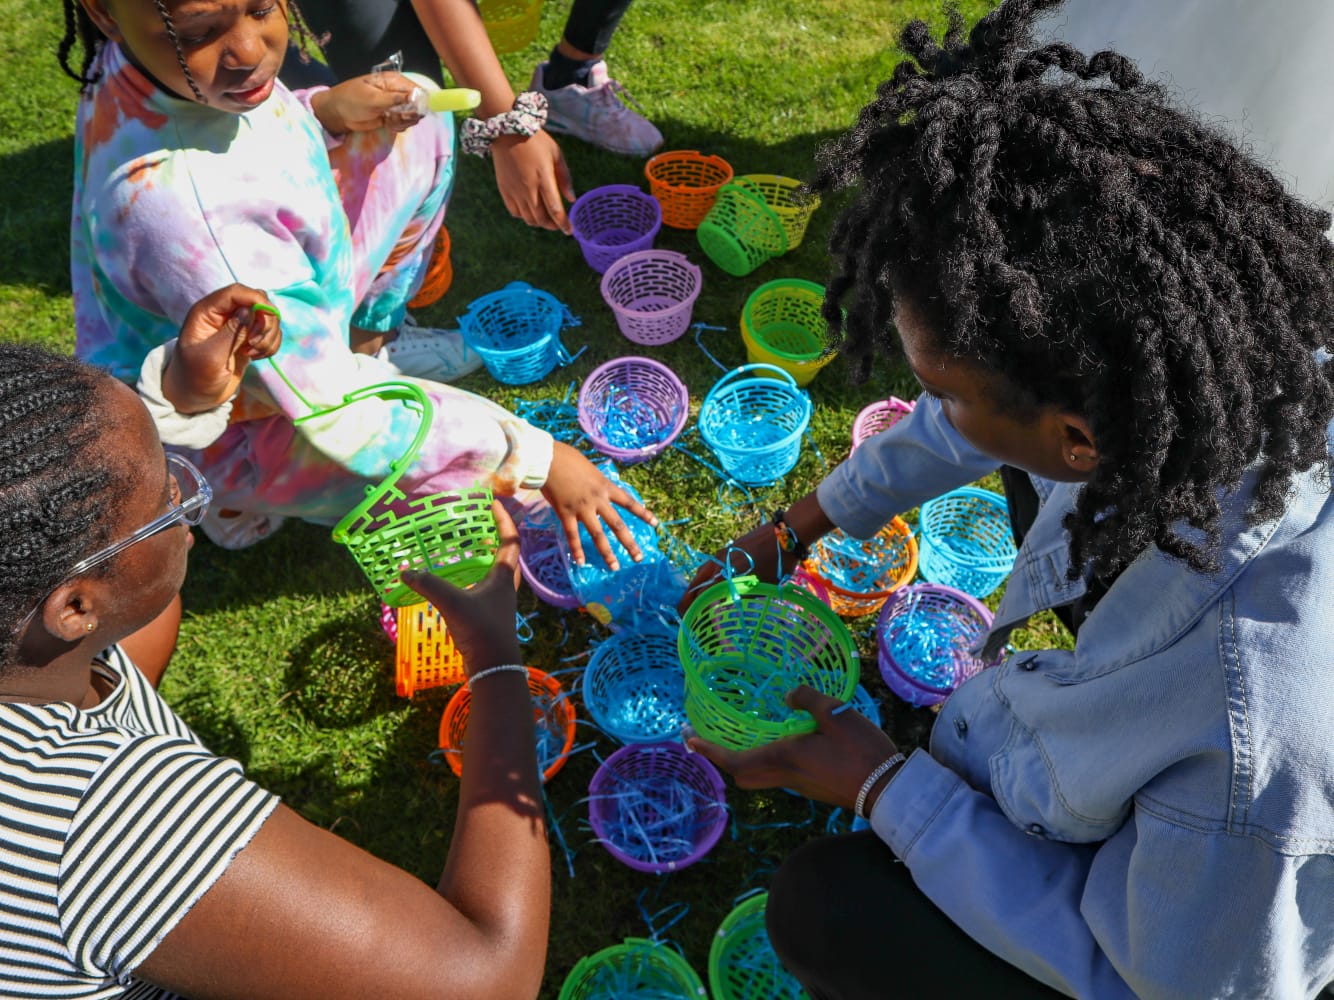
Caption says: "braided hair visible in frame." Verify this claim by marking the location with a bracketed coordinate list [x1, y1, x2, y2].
[58, 0, 324, 101]
[0, 346, 130, 664]
[813, 0, 1334, 579]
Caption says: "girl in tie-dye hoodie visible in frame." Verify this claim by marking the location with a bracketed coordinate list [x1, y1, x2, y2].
[60, 0, 650, 563]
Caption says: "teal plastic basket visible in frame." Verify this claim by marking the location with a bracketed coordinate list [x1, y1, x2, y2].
[698, 364, 812, 486]
[458, 281, 578, 385]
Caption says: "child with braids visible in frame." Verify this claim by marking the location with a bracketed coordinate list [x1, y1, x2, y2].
[60, 0, 649, 564]
[686, 1, 1334, 996]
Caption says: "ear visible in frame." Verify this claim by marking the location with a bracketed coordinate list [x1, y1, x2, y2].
[37, 581, 102, 645]
[77, 0, 122, 42]
[1056, 411, 1099, 476]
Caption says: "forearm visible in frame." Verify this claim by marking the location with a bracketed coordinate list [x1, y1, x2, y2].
[410, 0, 517, 116]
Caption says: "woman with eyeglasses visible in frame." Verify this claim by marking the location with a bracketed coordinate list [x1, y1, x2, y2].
[0, 333, 552, 995]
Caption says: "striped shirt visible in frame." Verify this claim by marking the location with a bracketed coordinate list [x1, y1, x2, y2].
[0, 645, 278, 998]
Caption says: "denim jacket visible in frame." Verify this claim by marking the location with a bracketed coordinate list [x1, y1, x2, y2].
[817, 396, 1334, 999]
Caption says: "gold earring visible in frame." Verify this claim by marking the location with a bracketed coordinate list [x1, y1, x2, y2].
[85, 623, 96, 633]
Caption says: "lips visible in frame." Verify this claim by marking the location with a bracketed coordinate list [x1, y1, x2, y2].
[225, 74, 276, 107]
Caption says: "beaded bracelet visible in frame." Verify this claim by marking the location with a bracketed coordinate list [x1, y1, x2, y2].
[854, 752, 905, 819]
[771, 508, 809, 562]
[459, 92, 548, 157]
[467, 663, 528, 691]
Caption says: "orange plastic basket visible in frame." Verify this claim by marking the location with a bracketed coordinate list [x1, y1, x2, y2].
[645, 150, 735, 229]
[438, 667, 577, 783]
[407, 225, 453, 309]
[393, 601, 465, 697]
[802, 516, 918, 618]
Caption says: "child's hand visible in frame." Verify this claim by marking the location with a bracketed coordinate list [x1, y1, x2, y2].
[678, 523, 791, 614]
[402, 502, 523, 672]
[311, 72, 421, 135]
[540, 442, 658, 570]
[163, 284, 281, 415]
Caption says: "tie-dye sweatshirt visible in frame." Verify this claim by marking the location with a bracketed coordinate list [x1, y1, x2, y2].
[71, 42, 553, 522]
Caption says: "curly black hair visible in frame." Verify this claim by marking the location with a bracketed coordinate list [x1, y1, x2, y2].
[58, 0, 325, 102]
[0, 345, 131, 665]
[812, 0, 1334, 579]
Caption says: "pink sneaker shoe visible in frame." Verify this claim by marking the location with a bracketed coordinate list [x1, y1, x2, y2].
[530, 60, 664, 157]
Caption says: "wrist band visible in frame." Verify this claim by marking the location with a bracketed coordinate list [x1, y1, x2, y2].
[771, 508, 809, 562]
[855, 752, 905, 819]
[467, 663, 528, 691]
[459, 92, 548, 157]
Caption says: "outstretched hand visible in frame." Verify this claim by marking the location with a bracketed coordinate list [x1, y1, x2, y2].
[492, 131, 576, 234]
[540, 442, 658, 570]
[164, 283, 282, 414]
[402, 501, 523, 673]
[687, 685, 901, 812]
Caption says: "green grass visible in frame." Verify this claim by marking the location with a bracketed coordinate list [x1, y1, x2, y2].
[0, 0, 1079, 994]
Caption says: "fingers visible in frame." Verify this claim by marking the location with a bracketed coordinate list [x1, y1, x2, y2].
[577, 509, 622, 572]
[559, 513, 587, 568]
[784, 684, 847, 723]
[538, 166, 572, 235]
[490, 500, 520, 574]
[555, 150, 577, 206]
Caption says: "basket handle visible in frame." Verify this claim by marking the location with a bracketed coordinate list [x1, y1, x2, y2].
[710, 362, 800, 394]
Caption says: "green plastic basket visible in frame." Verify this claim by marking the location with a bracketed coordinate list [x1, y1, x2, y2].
[709, 893, 808, 1000]
[697, 182, 788, 277]
[559, 938, 707, 1000]
[304, 381, 498, 607]
[678, 575, 859, 751]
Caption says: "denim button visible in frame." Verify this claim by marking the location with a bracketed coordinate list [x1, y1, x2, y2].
[954, 717, 968, 737]
[1027, 823, 1046, 837]
[1018, 653, 1039, 672]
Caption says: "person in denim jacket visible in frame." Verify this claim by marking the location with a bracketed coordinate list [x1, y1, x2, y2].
[685, 1, 1334, 996]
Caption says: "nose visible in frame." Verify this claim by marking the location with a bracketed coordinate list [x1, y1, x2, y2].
[220, 21, 268, 71]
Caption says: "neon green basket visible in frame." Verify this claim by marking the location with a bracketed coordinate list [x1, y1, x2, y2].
[709, 893, 809, 1000]
[299, 380, 498, 607]
[678, 575, 859, 751]
[559, 938, 707, 1000]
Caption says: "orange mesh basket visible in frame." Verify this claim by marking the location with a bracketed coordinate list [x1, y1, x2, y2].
[407, 225, 453, 309]
[802, 517, 918, 618]
[438, 667, 577, 783]
[645, 150, 735, 230]
[393, 601, 465, 697]
[478, 0, 543, 53]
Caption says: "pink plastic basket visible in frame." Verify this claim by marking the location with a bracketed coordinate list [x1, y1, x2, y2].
[851, 396, 916, 449]
[570, 184, 662, 274]
[600, 250, 703, 346]
[577, 356, 689, 464]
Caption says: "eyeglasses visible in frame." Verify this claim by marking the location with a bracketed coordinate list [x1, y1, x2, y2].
[16, 454, 212, 634]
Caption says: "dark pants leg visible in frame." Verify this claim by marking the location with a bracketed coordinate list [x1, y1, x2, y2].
[294, 0, 445, 84]
[766, 831, 1066, 999]
[560, 0, 634, 54]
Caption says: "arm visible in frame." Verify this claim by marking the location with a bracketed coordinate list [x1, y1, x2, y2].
[134, 505, 551, 1000]
[408, 0, 576, 232]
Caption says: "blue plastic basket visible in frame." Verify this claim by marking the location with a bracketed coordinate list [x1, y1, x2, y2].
[458, 281, 577, 385]
[876, 583, 994, 707]
[917, 487, 1017, 598]
[582, 628, 688, 744]
[698, 363, 812, 486]
[849, 683, 881, 727]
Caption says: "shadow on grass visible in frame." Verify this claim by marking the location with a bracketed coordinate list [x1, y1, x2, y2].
[0, 136, 75, 295]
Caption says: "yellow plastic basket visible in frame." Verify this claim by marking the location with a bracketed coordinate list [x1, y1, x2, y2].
[740, 279, 836, 387]
[734, 174, 820, 250]
[478, 0, 543, 53]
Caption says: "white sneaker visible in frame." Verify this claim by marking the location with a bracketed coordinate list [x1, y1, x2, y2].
[530, 60, 664, 157]
[376, 324, 484, 382]
[200, 508, 285, 550]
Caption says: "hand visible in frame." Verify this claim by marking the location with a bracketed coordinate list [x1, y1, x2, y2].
[491, 130, 576, 234]
[540, 442, 658, 569]
[687, 685, 902, 813]
[163, 284, 281, 414]
[678, 523, 794, 614]
[402, 501, 523, 672]
[311, 72, 420, 135]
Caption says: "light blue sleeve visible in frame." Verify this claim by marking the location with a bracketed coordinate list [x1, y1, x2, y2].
[871, 751, 1333, 999]
[816, 395, 998, 538]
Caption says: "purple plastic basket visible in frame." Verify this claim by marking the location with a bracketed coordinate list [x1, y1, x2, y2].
[577, 356, 689, 464]
[876, 583, 994, 707]
[600, 249, 703, 346]
[851, 396, 915, 449]
[570, 184, 663, 274]
[588, 741, 728, 873]
[518, 509, 579, 609]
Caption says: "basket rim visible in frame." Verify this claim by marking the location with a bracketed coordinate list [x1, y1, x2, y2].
[439, 666, 576, 780]
[575, 355, 689, 460]
[559, 938, 706, 1000]
[708, 892, 784, 1000]
[803, 517, 919, 601]
[698, 364, 812, 458]
[875, 582, 994, 695]
[740, 278, 830, 361]
[645, 149, 735, 187]
[459, 283, 567, 357]
[569, 184, 663, 244]
[599, 249, 703, 317]
[580, 631, 685, 741]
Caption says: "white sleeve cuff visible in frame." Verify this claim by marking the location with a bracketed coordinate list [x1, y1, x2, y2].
[137, 341, 234, 450]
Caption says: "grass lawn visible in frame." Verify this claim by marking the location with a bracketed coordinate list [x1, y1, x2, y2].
[0, 0, 1080, 994]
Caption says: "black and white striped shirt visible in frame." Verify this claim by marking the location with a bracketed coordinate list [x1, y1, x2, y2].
[0, 645, 277, 998]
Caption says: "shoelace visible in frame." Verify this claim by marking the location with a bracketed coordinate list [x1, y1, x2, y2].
[596, 78, 650, 118]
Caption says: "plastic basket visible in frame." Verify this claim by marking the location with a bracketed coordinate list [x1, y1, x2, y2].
[734, 174, 820, 250]
[582, 628, 688, 744]
[518, 508, 579, 609]
[851, 396, 915, 449]
[802, 517, 918, 618]
[788, 564, 832, 607]
[559, 938, 707, 1000]
[697, 182, 788, 277]
[458, 281, 577, 385]
[850, 683, 882, 727]
[877, 583, 994, 707]
[645, 150, 735, 229]
[698, 363, 812, 486]
[917, 487, 1017, 598]
[577, 356, 689, 464]
[740, 279, 835, 388]
[438, 667, 576, 783]
[600, 250, 703, 346]
[570, 184, 663, 274]
[679, 575, 859, 751]
[588, 742, 728, 873]
[406, 224, 452, 309]
[391, 601, 465, 696]
[478, 0, 542, 52]
[317, 381, 497, 607]
[708, 892, 808, 1000]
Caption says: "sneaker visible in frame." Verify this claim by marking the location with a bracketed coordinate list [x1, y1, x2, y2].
[200, 508, 285, 550]
[530, 60, 664, 157]
[375, 324, 484, 382]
